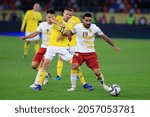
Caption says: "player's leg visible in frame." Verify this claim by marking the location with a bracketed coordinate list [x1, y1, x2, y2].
[34, 40, 40, 53]
[33, 58, 50, 90]
[68, 53, 93, 91]
[86, 52, 109, 91]
[23, 41, 30, 58]
[33, 46, 56, 90]
[68, 62, 79, 91]
[55, 56, 63, 80]
[93, 69, 109, 91]
[42, 58, 51, 85]
[30, 59, 51, 87]
[29, 48, 50, 87]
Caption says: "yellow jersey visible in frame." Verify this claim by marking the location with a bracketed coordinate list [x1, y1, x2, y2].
[68, 16, 81, 46]
[21, 10, 42, 32]
[48, 15, 80, 47]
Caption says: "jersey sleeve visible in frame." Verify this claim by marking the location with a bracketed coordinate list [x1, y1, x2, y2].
[21, 11, 29, 29]
[96, 26, 104, 36]
[38, 12, 42, 21]
[72, 25, 77, 34]
[73, 16, 81, 24]
[36, 23, 43, 32]
[53, 16, 64, 32]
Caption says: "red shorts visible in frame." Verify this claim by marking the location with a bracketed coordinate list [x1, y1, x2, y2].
[73, 52, 100, 70]
[32, 48, 47, 64]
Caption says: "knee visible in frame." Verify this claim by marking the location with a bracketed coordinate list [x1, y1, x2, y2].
[34, 40, 39, 44]
[72, 63, 79, 70]
[93, 69, 100, 76]
[31, 62, 39, 70]
[26, 41, 30, 45]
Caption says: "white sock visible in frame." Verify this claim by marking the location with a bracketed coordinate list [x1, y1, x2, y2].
[71, 73, 77, 88]
[98, 77, 110, 91]
[103, 84, 110, 91]
[34, 70, 41, 84]
[45, 72, 49, 78]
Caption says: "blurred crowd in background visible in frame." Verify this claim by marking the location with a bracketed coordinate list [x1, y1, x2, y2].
[0, 0, 150, 25]
[1, 0, 150, 13]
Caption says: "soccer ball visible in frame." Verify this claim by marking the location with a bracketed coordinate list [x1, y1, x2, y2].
[109, 84, 121, 96]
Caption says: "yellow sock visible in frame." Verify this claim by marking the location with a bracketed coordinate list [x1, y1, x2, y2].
[24, 43, 29, 55]
[57, 60, 63, 77]
[36, 66, 42, 71]
[71, 69, 86, 85]
[77, 70, 86, 85]
[35, 44, 40, 53]
[71, 69, 77, 74]
[38, 71, 47, 85]
[100, 73, 104, 79]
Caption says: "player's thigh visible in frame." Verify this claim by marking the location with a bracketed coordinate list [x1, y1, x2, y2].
[32, 48, 47, 65]
[72, 52, 84, 67]
[58, 47, 73, 61]
[44, 46, 57, 61]
[85, 52, 100, 70]
[69, 46, 75, 55]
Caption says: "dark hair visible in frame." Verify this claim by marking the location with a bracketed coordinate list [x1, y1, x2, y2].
[47, 9, 55, 14]
[64, 7, 73, 12]
[83, 13, 92, 19]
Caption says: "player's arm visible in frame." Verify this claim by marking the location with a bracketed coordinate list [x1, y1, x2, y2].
[20, 11, 28, 32]
[48, 17, 65, 28]
[100, 33, 121, 51]
[20, 31, 39, 40]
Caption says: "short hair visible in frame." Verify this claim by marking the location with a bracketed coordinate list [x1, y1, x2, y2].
[83, 13, 92, 19]
[64, 7, 73, 12]
[47, 9, 55, 14]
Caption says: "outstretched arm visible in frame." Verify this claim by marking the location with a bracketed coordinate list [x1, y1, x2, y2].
[100, 33, 121, 51]
[48, 17, 65, 28]
[20, 31, 39, 40]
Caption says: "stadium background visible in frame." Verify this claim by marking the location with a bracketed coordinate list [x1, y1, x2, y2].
[0, 0, 150, 100]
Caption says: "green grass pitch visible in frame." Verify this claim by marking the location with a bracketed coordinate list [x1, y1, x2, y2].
[0, 36, 150, 100]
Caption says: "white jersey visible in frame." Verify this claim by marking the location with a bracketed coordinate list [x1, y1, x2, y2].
[72, 23, 103, 53]
[37, 22, 52, 48]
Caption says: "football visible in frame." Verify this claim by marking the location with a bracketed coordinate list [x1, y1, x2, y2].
[109, 84, 121, 96]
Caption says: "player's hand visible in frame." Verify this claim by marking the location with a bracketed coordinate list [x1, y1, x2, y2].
[20, 28, 24, 32]
[20, 36, 25, 40]
[113, 46, 121, 51]
[59, 23, 66, 28]
[56, 35, 64, 42]
[67, 30, 72, 42]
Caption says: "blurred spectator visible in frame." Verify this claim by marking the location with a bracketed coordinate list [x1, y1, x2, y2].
[15, 0, 22, 9]
[1, 12, 7, 21]
[99, 14, 107, 24]
[138, 16, 147, 25]
[68, 0, 80, 11]
[127, 13, 135, 25]
[0, 0, 150, 14]
[10, 11, 18, 21]
[109, 16, 116, 24]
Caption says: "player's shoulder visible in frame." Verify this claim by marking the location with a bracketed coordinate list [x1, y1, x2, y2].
[71, 16, 80, 23]
[90, 24, 100, 30]
[71, 16, 80, 20]
[39, 22, 47, 26]
[91, 23, 98, 28]
[74, 23, 82, 27]
[26, 10, 32, 14]
[56, 15, 63, 21]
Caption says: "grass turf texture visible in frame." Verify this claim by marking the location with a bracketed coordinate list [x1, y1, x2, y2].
[0, 36, 150, 100]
